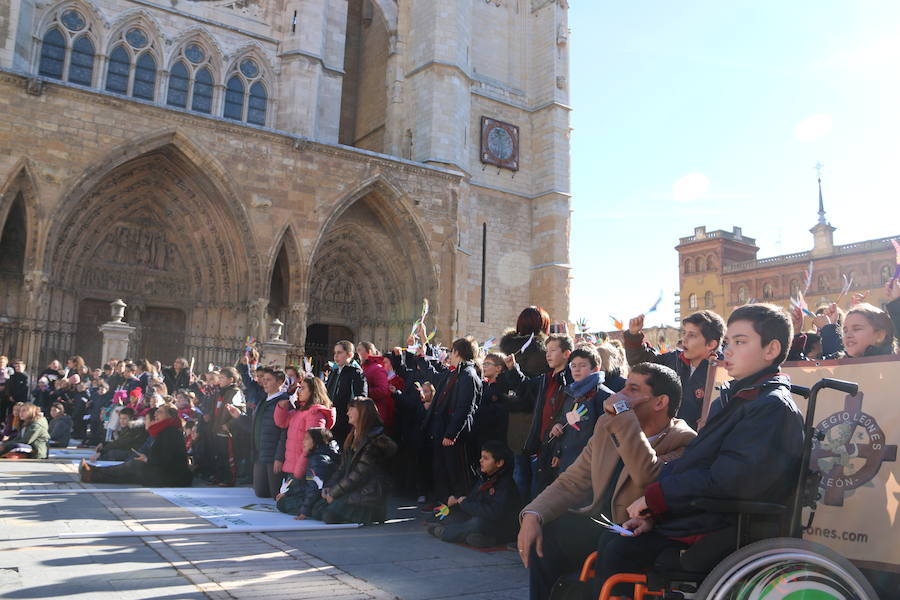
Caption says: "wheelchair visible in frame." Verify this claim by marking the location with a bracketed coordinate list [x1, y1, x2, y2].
[576, 377, 880, 600]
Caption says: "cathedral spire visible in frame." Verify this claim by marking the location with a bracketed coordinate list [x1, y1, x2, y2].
[815, 161, 827, 225]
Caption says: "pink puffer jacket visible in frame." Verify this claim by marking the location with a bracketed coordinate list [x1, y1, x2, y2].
[274, 402, 336, 478]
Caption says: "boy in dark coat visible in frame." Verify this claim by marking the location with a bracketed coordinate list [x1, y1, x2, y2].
[325, 341, 367, 449]
[8, 361, 30, 405]
[623, 310, 725, 430]
[597, 303, 803, 589]
[251, 368, 289, 498]
[428, 440, 522, 547]
[418, 338, 483, 504]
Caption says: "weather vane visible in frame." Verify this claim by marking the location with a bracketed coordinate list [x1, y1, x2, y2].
[814, 161, 825, 179]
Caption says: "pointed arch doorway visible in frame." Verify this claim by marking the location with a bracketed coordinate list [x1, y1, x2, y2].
[47, 142, 255, 367]
[306, 184, 437, 356]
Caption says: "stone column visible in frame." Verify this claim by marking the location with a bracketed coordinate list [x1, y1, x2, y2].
[99, 299, 135, 364]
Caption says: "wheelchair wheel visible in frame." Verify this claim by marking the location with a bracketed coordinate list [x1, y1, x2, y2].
[695, 537, 878, 600]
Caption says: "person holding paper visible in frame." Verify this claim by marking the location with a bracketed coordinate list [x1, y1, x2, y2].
[0, 403, 49, 459]
[504, 334, 574, 500]
[596, 304, 803, 594]
[516, 363, 696, 600]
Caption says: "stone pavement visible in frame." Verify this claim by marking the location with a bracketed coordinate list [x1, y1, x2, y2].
[0, 460, 528, 599]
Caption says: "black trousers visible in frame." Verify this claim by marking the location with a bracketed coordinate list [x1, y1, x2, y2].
[529, 514, 612, 600]
[252, 461, 283, 498]
[597, 531, 688, 593]
[431, 438, 472, 503]
[89, 460, 145, 485]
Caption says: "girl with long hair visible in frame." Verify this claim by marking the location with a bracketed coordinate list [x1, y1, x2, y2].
[312, 397, 397, 524]
[274, 376, 335, 479]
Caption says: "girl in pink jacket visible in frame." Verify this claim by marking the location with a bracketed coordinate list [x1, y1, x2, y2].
[274, 376, 336, 479]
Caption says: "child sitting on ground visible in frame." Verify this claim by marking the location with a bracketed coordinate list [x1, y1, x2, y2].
[276, 427, 340, 519]
[428, 440, 522, 548]
[48, 402, 74, 447]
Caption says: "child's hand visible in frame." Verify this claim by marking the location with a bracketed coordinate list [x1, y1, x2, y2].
[295, 514, 307, 520]
[622, 517, 653, 536]
[790, 306, 803, 333]
[628, 314, 644, 335]
[548, 423, 564, 439]
[886, 280, 900, 302]
[275, 493, 284, 501]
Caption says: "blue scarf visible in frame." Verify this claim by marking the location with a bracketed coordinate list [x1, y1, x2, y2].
[566, 371, 604, 399]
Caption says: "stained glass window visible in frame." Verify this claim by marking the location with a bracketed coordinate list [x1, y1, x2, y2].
[68, 36, 94, 86]
[167, 60, 189, 108]
[224, 76, 244, 121]
[191, 67, 213, 113]
[38, 28, 66, 79]
[133, 53, 156, 100]
[105, 45, 130, 93]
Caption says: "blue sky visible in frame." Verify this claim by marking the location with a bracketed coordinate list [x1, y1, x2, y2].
[568, 2, 900, 330]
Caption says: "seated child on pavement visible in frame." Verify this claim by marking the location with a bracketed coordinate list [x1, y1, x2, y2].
[428, 440, 522, 548]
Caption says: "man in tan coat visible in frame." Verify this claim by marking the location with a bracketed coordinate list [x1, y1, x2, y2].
[518, 362, 697, 600]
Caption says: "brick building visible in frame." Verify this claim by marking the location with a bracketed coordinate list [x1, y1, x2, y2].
[677, 180, 897, 321]
[0, 0, 572, 368]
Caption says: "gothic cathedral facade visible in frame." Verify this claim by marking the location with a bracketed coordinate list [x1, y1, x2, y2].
[0, 0, 572, 368]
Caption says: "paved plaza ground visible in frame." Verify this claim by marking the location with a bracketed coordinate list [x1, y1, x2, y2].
[0, 459, 528, 600]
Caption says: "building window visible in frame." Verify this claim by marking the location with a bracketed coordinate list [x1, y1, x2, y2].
[684, 259, 693, 274]
[738, 286, 748, 304]
[763, 283, 774, 299]
[818, 275, 828, 292]
[192, 67, 214, 113]
[881, 265, 893, 284]
[790, 279, 799, 298]
[38, 9, 95, 86]
[166, 43, 217, 114]
[696, 257, 704, 272]
[689, 293, 698, 309]
[704, 291, 714, 308]
[706, 255, 715, 271]
[223, 58, 268, 125]
[38, 28, 66, 79]
[167, 61, 189, 108]
[105, 27, 158, 100]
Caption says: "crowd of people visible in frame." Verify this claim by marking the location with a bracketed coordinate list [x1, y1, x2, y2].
[0, 281, 897, 599]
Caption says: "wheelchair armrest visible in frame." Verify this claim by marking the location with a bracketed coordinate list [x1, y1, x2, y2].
[690, 498, 786, 515]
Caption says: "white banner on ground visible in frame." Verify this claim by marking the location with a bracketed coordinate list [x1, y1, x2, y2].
[150, 486, 359, 530]
[48, 448, 96, 459]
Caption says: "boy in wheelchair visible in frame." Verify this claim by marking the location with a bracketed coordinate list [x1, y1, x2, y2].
[596, 303, 804, 596]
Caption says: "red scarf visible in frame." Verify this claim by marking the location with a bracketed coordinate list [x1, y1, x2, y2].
[148, 417, 180, 437]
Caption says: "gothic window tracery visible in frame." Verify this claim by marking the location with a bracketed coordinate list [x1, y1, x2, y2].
[167, 42, 216, 114]
[106, 27, 158, 100]
[38, 8, 96, 86]
[224, 58, 268, 126]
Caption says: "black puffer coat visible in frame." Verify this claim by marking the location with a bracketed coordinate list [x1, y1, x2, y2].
[327, 426, 397, 507]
